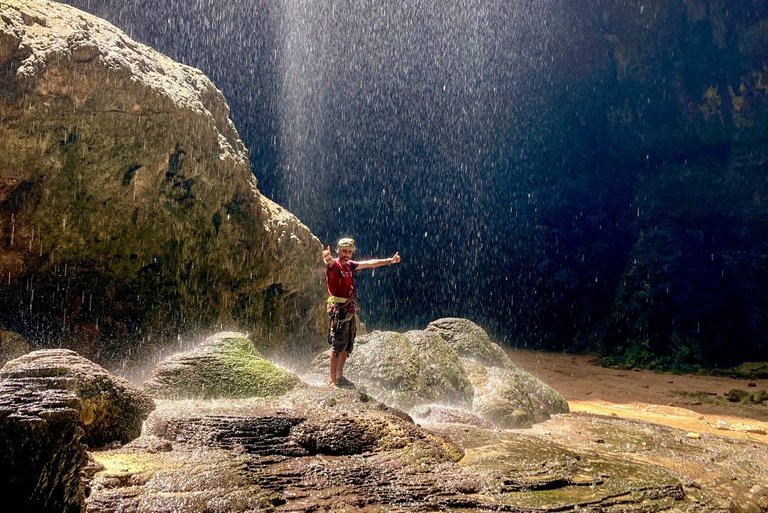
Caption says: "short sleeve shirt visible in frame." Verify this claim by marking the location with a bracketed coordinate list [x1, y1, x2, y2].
[326, 259, 359, 300]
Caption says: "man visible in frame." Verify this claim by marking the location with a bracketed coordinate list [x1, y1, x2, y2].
[322, 237, 400, 387]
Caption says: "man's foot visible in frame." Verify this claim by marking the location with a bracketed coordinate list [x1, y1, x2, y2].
[335, 376, 355, 388]
[328, 380, 337, 388]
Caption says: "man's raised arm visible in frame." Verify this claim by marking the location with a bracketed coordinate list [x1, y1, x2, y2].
[356, 252, 401, 270]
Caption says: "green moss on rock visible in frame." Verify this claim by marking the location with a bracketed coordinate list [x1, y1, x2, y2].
[144, 332, 300, 399]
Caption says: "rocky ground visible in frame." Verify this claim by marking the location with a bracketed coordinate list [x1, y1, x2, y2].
[5, 328, 767, 511]
[81, 346, 768, 512]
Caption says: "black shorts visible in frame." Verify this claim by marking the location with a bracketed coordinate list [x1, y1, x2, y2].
[328, 309, 357, 354]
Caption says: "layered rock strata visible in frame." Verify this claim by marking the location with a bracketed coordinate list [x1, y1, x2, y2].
[0, 348, 154, 511]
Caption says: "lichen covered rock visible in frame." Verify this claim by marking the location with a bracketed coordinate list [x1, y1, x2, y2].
[309, 318, 567, 428]
[144, 332, 301, 399]
[427, 318, 569, 428]
[311, 329, 474, 410]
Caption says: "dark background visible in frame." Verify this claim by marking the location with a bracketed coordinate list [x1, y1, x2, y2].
[62, 0, 768, 369]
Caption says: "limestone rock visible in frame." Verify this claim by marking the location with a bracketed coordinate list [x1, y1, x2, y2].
[428, 318, 569, 428]
[0, 347, 153, 512]
[83, 385, 748, 512]
[1, 348, 155, 446]
[426, 317, 508, 365]
[0, 328, 30, 366]
[87, 387, 468, 512]
[317, 318, 568, 428]
[0, 0, 326, 369]
[311, 329, 474, 410]
[143, 331, 301, 400]
[0, 374, 86, 512]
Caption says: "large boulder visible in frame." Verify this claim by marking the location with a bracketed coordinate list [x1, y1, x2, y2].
[0, 0, 326, 368]
[0, 348, 153, 512]
[427, 318, 569, 428]
[1, 349, 155, 446]
[310, 329, 474, 410]
[308, 318, 568, 429]
[144, 331, 301, 399]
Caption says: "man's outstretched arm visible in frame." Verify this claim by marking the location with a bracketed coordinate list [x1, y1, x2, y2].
[356, 252, 401, 270]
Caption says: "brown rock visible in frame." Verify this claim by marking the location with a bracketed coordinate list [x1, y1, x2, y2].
[0, 0, 326, 369]
[1, 348, 155, 446]
[0, 347, 154, 511]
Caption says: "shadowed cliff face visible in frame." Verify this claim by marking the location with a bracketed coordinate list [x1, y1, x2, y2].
[0, 0, 326, 369]
[49, 0, 768, 368]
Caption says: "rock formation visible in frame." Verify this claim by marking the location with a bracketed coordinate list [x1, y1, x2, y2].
[0, 348, 154, 511]
[426, 318, 570, 428]
[308, 318, 569, 428]
[1, 334, 765, 511]
[144, 331, 301, 399]
[87, 384, 767, 512]
[1, 348, 154, 446]
[0, 0, 326, 369]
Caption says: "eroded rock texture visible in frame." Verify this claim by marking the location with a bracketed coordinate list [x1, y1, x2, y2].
[0, 0, 326, 368]
[1, 348, 154, 446]
[84, 385, 759, 512]
[0, 348, 154, 511]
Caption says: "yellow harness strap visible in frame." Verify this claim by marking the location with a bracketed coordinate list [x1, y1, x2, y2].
[327, 295, 350, 305]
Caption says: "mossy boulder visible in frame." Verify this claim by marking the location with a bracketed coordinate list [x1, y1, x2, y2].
[144, 332, 301, 399]
[309, 318, 568, 429]
[310, 329, 474, 410]
[426, 317, 509, 365]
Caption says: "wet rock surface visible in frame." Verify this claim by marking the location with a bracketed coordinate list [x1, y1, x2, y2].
[308, 318, 569, 429]
[0, 370, 85, 512]
[0, 348, 153, 512]
[1, 349, 155, 446]
[0, 0, 326, 369]
[85, 384, 768, 512]
[144, 331, 301, 400]
[0, 328, 30, 366]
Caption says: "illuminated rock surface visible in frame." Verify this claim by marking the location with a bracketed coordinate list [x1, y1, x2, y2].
[144, 331, 301, 399]
[309, 318, 569, 429]
[0, 0, 325, 368]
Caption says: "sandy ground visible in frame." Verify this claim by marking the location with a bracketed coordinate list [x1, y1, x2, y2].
[509, 349, 768, 442]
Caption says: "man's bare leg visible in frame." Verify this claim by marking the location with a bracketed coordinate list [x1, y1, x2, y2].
[337, 351, 349, 381]
[329, 350, 340, 385]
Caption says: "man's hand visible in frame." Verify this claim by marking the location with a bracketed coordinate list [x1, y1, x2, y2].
[322, 245, 334, 265]
[390, 252, 401, 264]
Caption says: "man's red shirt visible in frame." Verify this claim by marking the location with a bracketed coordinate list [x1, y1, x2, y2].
[326, 258, 359, 308]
